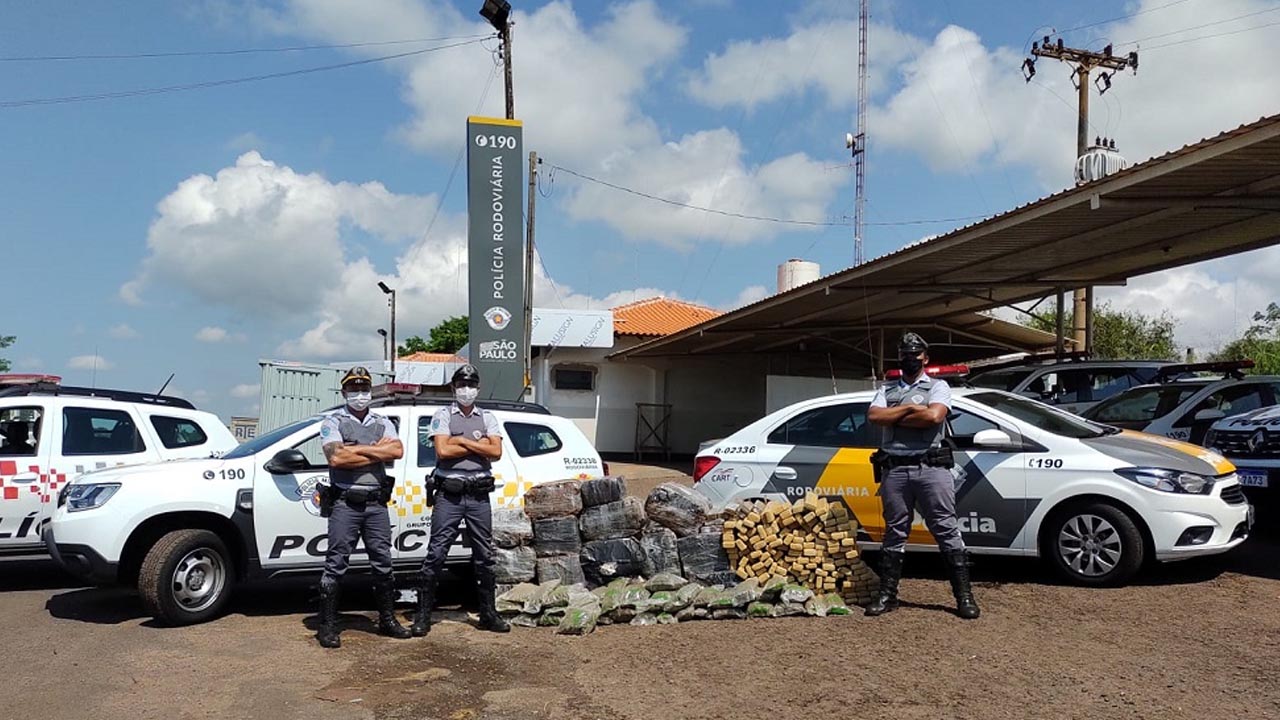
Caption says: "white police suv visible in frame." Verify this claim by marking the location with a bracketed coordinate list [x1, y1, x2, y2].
[1205, 405, 1280, 502]
[694, 378, 1252, 586]
[45, 390, 604, 625]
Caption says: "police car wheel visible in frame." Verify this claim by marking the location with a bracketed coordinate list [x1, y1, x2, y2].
[1043, 502, 1144, 587]
[138, 529, 235, 626]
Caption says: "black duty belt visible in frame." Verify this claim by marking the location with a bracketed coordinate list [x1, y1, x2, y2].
[883, 454, 927, 468]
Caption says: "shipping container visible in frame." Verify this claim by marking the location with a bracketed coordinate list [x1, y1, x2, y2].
[257, 360, 395, 432]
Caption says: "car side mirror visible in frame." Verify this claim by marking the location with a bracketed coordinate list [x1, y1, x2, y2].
[1193, 409, 1226, 423]
[973, 429, 1016, 449]
[264, 449, 310, 474]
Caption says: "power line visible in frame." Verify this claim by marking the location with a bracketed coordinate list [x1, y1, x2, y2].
[0, 38, 489, 108]
[546, 162, 989, 227]
[1131, 15, 1280, 51]
[0, 34, 494, 62]
[1056, 0, 1196, 35]
[1117, 5, 1280, 47]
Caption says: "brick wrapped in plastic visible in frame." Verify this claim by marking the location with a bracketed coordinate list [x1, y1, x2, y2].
[663, 582, 704, 612]
[676, 605, 709, 621]
[523, 480, 583, 520]
[708, 578, 763, 610]
[495, 582, 543, 616]
[493, 546, 537, 584]
[644, 572, 688, 593]
[805, 593, 852, 617]
[747, 601, 774, 618]
[711, 608, 747, 620]
[644, 483, 713, 537]
[533, 516, 582, 557]
[580, 537, 649, 585]
[640, 524, 681, 576]
[491, 507, 535, 548]
[676, 532, 732, 584]
[536, 554, 586, 586]
[579, 496, 647, 541]
[770, 603, 807, 618]
[580, 476, 627, 508]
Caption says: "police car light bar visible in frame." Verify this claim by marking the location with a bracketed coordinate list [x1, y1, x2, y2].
[0, 374, 62, 386]
[885, 365, 970, 380]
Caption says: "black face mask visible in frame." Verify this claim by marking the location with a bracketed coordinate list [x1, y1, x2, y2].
[899, 355, 924, 376]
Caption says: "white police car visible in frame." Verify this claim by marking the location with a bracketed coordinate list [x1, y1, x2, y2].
[1205, 404, 1280, 502]
[694, 377, 1252, 586]
[45, 391, 604, 625]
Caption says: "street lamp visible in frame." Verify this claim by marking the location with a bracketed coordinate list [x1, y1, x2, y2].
[377, 282, 397, 374]
[377, 328, 388, 363]
[479, 0, 514, 120]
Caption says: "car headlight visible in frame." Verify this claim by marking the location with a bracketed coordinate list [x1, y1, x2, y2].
[1115, 467, 1214, 495]
[65, 483, 121, 512]
[1203, 429, 1218, 448]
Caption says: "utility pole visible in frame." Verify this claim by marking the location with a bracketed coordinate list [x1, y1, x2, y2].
[1024, 36, 1137, 353]
[378, 282, 397, 374]
[524, 151, 537, 399]
[852, 0, 869, 266]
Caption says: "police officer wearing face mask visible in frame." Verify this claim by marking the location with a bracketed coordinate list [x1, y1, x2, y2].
[410, 364, 510, 635]
[314, 367, 412, 649]
[865, 333, 980, 620]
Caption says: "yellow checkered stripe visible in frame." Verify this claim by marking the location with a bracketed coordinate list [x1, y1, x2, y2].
[393, 473, 536, 516]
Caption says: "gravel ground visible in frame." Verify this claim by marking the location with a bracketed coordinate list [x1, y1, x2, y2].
[3, 527, 1277, 720]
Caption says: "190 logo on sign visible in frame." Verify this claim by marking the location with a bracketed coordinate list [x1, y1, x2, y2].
[475, 134, 517, 149]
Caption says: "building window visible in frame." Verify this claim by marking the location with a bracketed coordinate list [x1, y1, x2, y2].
[552, 367, 595, 391]
[150, 416, 209, 449]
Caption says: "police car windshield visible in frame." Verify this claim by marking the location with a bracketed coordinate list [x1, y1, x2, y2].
[1081, 383, 1208, 424]
[968, 391, 1109, 439]
[221, 416, 320, 459]
[968, 369, 1034, 392]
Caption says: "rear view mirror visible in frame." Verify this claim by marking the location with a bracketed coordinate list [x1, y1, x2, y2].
[264, 449, 310, 474]
[973, 429, 1015, 449]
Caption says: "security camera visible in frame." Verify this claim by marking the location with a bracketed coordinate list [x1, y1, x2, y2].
[845, 132, 855, 149]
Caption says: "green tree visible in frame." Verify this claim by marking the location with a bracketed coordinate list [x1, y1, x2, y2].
[0, 335, 14, 372]
[1023, 302, 1177, 361]
[397, 335, 430, 357]
[1210, 302, 1280, 375]
[397, 316, 469, 357]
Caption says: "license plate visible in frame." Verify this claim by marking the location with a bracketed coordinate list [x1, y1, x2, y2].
[1238, 469, 1269, 488]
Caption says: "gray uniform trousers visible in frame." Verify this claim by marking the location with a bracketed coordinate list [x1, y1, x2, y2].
[420, 491, 496, 579]
[880, 463, 965, 553]
[321, 499, 395, 590]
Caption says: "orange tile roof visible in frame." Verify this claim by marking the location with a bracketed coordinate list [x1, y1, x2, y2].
[399, 352, 467, 363]
[611, 297, 723, 337]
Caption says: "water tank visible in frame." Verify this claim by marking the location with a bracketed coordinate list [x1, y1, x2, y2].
[777, 259, 821, 293]
[1074, 143, 1128, 186]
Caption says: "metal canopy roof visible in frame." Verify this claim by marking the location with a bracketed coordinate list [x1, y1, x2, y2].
[614, 114, 1280, 364]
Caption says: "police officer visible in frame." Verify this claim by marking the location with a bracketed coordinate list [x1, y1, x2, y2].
[865, 333, 980, 620]
[410, 364, 510, 635]
[315, 367, 412, 649]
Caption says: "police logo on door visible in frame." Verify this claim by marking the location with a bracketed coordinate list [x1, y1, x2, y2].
[295, 476, 326, 517]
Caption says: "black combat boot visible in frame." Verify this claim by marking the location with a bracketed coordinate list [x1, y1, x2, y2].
[864, 550, 904, 617]
[943, 550, 981, 620]
[374, 579, 412, 639]
[475, 568, 510, 633]
[316, 583, 341, 649]
[409, 572, 437, 637]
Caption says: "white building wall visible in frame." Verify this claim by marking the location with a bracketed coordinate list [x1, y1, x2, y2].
[765, 375, 877, 413]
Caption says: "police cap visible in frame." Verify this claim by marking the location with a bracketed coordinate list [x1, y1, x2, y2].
[451, 364, 481, 387]
[898, 332, 929, 354]
[340, 366, 373, 389]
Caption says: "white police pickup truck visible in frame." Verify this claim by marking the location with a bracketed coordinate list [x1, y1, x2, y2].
[46, 393, 604, 625]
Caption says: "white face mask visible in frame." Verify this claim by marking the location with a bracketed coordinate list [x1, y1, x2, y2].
[345, 392, 372, 412]
[454, 386, 479, 406]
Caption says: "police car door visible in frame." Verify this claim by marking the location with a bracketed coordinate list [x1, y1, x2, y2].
[255, 419, 332, 569]
[394, 408, 441, 564]
[945, 401, 1028, 551]
[760, 400, 888, 543]
[0, 403, 51, 550]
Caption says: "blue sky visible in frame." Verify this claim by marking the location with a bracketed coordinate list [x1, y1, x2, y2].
[2, 0, 1278, 421]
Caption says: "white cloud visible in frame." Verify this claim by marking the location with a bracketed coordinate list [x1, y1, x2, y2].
[122, 152, 437, 315]
[195, 326, 245, 343]
[687, 20, 923, 108]
[728, 285, 770, 310]
[234, 1, 838, 244]
[108, 323, 140, 339]
[231, 383, 261, 399]
[869, 0, 1280, 184]
[68, 355, 113, 371]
